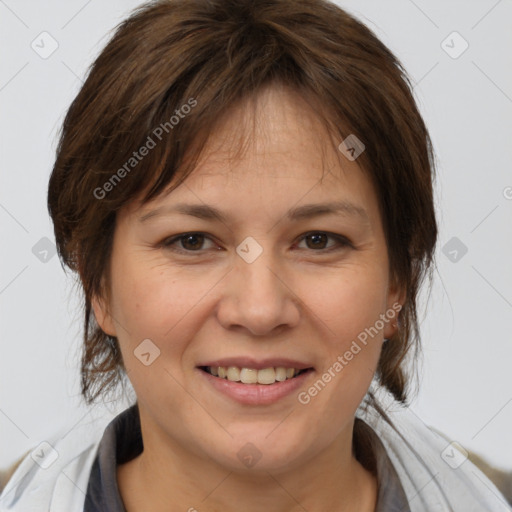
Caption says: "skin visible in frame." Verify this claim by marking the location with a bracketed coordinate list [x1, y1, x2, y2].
[93, 83, 403, 511]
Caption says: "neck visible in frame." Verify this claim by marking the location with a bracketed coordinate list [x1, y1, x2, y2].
[117, 416, 377, 512]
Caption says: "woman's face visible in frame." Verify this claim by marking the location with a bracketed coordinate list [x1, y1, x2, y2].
[94, 85, 402, 474]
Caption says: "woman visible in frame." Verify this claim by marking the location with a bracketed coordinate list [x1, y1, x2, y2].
[1, 0, 509, 510]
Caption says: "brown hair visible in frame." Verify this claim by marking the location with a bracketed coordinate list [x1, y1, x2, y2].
[48, 0, 437, 405]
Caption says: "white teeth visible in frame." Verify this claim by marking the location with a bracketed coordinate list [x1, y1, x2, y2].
[226, 366, 241, 381]
[275, 367, 287, 381]
[257, 367, 276, 384]
[240, 368, 258, 384]
[207, 366, 305, 384]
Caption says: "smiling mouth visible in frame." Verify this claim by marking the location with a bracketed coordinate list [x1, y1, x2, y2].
[199, 366, 313, 385]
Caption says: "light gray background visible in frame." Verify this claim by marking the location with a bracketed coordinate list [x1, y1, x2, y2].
[1, 0, 511, 471]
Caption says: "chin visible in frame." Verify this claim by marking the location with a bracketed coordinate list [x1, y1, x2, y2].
[203, 426, 319, 475]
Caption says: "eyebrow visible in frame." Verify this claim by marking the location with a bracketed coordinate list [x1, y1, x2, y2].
[138, 200, 369, 224]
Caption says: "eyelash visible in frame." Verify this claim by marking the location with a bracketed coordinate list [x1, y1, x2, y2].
[159, 231, 353, 255]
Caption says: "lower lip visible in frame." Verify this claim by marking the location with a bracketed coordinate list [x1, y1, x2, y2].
[198, 368, 314, 405]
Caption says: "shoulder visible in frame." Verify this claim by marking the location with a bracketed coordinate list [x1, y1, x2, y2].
[357, 386, 512, 512]
[0, 409, 115, 512]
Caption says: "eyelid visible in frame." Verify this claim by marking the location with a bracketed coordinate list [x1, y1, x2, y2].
[160, 231, 353, 255]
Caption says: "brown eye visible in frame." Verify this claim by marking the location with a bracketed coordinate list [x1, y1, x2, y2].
[162, 233, 218, 253]
[179, 234, 205, 251]
[305, 233, 329, 249]
[296, 232, 352, 252]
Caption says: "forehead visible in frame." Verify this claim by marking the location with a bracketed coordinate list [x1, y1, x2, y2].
[127, 84, 379, 223]
[184, 85, 371, 190]
[190, 84, 344, 179]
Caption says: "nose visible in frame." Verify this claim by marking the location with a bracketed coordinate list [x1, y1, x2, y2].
[215, 249, 301, 337]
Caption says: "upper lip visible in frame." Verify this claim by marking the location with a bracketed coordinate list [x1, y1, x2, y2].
[197, 357, 314, 370]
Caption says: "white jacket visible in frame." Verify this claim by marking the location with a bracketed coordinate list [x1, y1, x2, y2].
[1, 384, 511, 511]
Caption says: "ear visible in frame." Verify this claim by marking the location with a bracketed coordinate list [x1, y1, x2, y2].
[91, 294, 117, 337]
[383, 280, 406, 340]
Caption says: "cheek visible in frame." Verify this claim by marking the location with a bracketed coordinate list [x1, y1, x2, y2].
[307, 266, 389, 336]
[305, 267, 388, 396]
[108, 255, 221, 347]
[299, 271, 386, 425]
